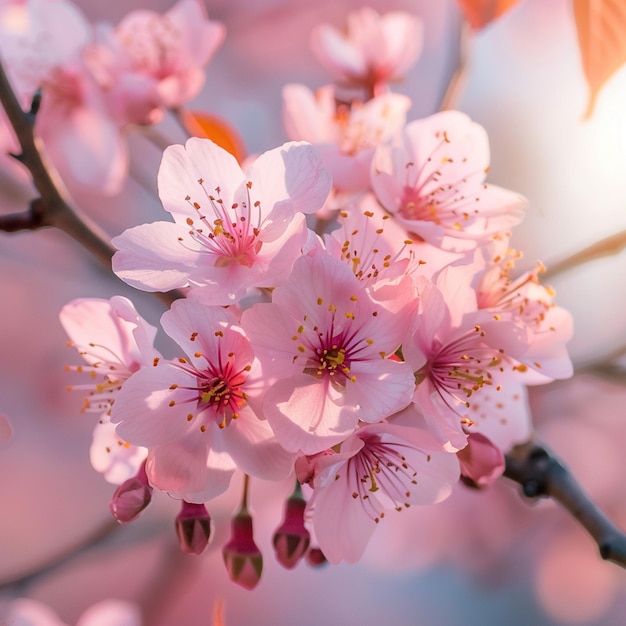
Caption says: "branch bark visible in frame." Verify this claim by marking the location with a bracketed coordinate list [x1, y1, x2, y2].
[0, 57, 182, 307]
[0, 58, 117, 269]
[504, 440, 626, 568]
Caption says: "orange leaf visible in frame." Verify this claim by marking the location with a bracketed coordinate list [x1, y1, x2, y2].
[181, 110, 247, 163]
[456, 0, 520, 30]
[574, 0, 626, 118]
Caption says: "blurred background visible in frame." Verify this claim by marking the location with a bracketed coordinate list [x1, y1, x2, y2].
[1, 0, 626, 624]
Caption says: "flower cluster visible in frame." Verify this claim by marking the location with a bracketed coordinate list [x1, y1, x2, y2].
[60, 5, 573, 588]
[0, 0, 224, 193]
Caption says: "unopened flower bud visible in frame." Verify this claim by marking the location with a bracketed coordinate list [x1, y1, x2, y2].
[272, 491, 310, 569]
[457, 432, 505, 489]
[176, 501, 211, 555]
[222, 510, 263, 590]
[306, 547, 327, 567]
[109, 461, 152, 524]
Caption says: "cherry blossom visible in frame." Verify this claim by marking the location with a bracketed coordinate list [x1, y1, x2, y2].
[298, 422, 459, 564]
[324, 192, 463, 294]
[0, 0, 128, 193]
[475, 243, 574, 381]
[60, 296, 159, 483]
[310, 7, 423, 94]
[84, 0, 225, 126]
[240, 250, 415, 454]
[283, 83, 410, 192]
[110, 299, 294, 503]
[371, 110, 527, 250]
[403, 277, 533, 451]
[112, 137, 331, 304]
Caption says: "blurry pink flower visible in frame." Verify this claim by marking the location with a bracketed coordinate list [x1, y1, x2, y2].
[0, 0, 128, 193]
[241, 251, 415, 454]
[0, 0, 90, 100]
[371, 110, 526, 250]
[283, 83, 410, 192]
[60, 296, 158, 482]
[2, 598, 141, 626]
[84, 0, 225, 125]
[35, 61, 129, 195]
[301, 422, 459, 564]
[113, 138, 331, 304]
[110, 299, 294, 503]
[310, 7, 423, 93]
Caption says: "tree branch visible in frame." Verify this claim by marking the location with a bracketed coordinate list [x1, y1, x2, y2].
[0, 57, 117, 269]
[0, 57, 182, 307]
[504, 441, 626, 568]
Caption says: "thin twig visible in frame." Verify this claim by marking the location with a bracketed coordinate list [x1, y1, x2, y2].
[0, 57, 115, 269]
[542, 229, 626, 281]
[0, 57, 182, 307]
[0, 519, 119, 592]
[504, 441, 626, 568]
[438, 18, 471, 111]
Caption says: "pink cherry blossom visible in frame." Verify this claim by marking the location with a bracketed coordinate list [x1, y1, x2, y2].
[240, 250, 415, 454]
[300, 422, 459, 564]
[404, 277, 533, 451]
[60, 296, 160, 414]
[324, 192, 464, 294]
[0, 0, 128, 194]
[475, 244, 574, 381]
[110, 299, 294, 503]
[283, 83, 410, 192]
[2, 598, 142, 626]
[112, 138, 331, 304]
[60, 296, 159, 482]
[371, 110, 527, 250]
[84, 0, 225, 126]
[310, 7, 423, 94]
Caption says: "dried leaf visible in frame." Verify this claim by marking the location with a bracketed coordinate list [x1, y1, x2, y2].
[180, 110, 246, 163]
[574, 0, 626, 118]
[456, 0, 520, 30]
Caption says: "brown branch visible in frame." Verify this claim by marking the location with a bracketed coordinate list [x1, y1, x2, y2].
[542, 229, 626, 281]
[438, 18, 471, 112]
[0, 57, 182, 307]
[0, 58, 117, 269]
[0, 519, 119, 591]
[504, 441, 626, 568]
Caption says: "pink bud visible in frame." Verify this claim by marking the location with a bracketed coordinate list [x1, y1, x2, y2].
[272, 494, 310, 569]
[222, 511, 263, 590]
[457, 432, 505, 488]
[176, 501, 212, 555]
[306, 547, 327, 567]
[109, 461, 152, 524]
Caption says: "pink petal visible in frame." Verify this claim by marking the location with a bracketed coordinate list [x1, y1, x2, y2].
[263, 375, 359, 454]
[245, 141, 331, 215]
[112, 221, 201, 291]
[216, 405, 295, 480]
[157, 137, 244, 218]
